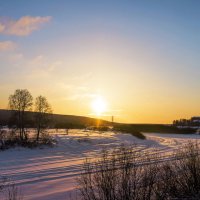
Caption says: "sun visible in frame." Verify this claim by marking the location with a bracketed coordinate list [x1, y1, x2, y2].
[91, 96, 107, 116]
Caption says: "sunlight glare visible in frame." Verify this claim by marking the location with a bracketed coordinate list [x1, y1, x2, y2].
[91, 96, 107, 116]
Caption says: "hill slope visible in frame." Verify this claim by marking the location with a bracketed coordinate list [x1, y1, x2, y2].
[0, 109, 196, 134]
[0, 109, 110, 128]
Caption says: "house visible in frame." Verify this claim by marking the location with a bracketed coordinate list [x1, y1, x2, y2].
[191, 117, 200, 123]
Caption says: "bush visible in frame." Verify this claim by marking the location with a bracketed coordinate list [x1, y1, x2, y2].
[40, 131, 55, 146]
[4, 183, 23, 200]
[156, 142, 200, 199]
[0, 177, 23, 200]
[114, 125, 146, 139]
[77, 146, 158, 200]
[0, 129, 56, 150]
[77, 142, 200, 200]
[0, 129, 21, 150]
[129, 131, 146, 139]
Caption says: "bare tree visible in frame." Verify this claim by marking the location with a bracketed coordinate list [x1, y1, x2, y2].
[8, 89, 33, 141]
[34, 95, 52, 142]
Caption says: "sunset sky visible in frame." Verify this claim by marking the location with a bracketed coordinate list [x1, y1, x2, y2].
[0, 0, 200, 123]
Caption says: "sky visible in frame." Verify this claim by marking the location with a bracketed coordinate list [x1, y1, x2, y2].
[0, 0, 200, 123]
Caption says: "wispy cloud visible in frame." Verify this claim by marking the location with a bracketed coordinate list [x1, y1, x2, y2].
[0, 16, 51, 36]
[9, 53, 24, 62]
[66, 93, 98, 101]
[0, 24, 4, 32]
[0, 41, 16, 51]
[27, 55, 63, 74]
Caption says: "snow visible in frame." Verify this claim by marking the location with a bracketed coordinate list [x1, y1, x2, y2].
[1, 129, 200, 200]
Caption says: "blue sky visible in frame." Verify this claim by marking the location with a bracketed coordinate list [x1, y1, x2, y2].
[0, 0, 200, 123]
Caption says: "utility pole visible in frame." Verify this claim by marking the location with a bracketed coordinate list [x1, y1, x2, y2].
[111, 116, 114, 124]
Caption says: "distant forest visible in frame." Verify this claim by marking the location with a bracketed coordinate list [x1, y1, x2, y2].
[0, 109, 109, 129]
[173, 117, 200, 127]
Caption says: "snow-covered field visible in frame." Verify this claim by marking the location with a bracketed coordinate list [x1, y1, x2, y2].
[1, 129, 200, 200]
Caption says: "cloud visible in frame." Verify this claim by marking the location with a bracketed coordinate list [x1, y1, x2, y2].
[9, 53, 24, 62]
[0, 41, 16, 51]
[0, 24, 4, 32]
[0, 16, 51, 36]
[66, 93, 99, 101]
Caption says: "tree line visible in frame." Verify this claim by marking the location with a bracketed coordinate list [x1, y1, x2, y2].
[173, 118, 200, 127]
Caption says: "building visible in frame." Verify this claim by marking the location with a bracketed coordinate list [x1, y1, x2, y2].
[191, 117, 200, 123]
